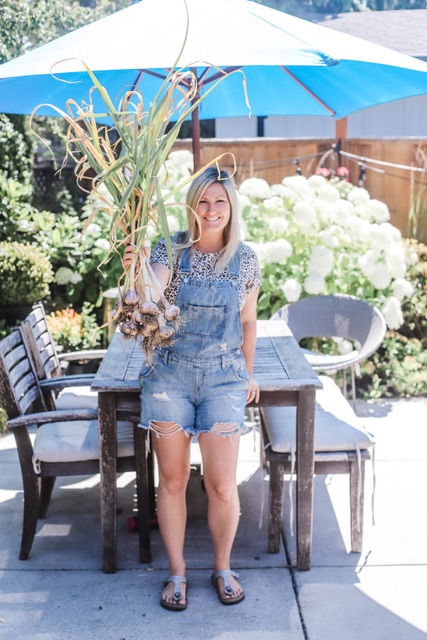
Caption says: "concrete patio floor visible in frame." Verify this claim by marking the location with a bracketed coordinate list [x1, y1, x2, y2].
[0, 395, 426, 640]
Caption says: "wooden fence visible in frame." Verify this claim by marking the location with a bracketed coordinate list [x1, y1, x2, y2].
[174, 138, 427, 243]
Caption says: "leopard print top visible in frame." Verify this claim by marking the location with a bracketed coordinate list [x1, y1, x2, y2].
[151, 239, 262, 310]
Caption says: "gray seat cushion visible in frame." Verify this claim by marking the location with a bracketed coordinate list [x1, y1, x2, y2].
[262, 375, 374, 453]
[33, 420, 134, 467]
[54, 386, 98, 411]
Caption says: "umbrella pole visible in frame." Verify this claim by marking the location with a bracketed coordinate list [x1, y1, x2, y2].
[191, 102, 201, 171]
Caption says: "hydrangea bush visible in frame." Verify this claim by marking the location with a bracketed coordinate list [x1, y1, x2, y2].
[238, 174, 417, 329]
[153, 158, 427, 396]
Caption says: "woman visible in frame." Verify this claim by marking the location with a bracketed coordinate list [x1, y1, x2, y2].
[126, 167, 261, 611]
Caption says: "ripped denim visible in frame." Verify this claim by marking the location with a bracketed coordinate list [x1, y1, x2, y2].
[138, 348, 249, 438]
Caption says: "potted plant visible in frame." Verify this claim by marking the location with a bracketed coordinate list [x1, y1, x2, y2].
[0, 241, 54, 323]
[46, 302, 102, 374]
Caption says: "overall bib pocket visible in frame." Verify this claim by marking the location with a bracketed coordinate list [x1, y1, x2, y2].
[180, 303, 228, 340]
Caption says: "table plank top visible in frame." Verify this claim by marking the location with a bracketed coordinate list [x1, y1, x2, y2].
[92, 320, 321, 393]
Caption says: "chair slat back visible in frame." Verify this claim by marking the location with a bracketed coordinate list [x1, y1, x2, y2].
[21, 304, 62, 380]
[0, 329, 46, 418]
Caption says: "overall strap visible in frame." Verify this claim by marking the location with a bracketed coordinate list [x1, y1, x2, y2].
[179, 246, 192, 274]
[228, 244, 241, 278]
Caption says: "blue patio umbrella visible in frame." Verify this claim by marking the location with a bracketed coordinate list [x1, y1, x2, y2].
[0, 0, 426, 166]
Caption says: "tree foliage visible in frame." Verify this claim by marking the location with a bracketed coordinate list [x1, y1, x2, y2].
[0, 0, 134, 64]
[255, 0, 426, 15]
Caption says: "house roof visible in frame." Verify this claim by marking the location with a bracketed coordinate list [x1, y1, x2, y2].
[308, 10, 427, 60]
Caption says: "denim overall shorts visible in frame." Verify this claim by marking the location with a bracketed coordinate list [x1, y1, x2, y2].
[139, 246, 249, 437]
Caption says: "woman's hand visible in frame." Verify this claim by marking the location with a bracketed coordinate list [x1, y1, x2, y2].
[122, 244, 136, 270]
[246, 376, 260, 404]
[122, 242, 150, 270]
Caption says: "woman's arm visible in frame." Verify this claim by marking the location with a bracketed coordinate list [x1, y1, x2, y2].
[122, 245, 171, 292]
[240, 288, 260, 404]
[150, 262, 171, 292]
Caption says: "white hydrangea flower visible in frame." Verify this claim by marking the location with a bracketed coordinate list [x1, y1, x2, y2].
[166, 149, 194, 169]
[337, 199, 355, 217]
[94, 238, 110, 251]
[367, 199, 390, 223]
[307, 175, 327, 190]
[281, 278, 302, 302]
[382, 296, 404, 329]
[347, 187, 370, 205]
[391, 278, 414, 301]
[270, 183, 294, 199]
[237, 193, 252, 213]
[268, 216, 289, 234]
[86, 223, 102, 235]
[312, 200, 329, 224]
[263, 196, 287, 215]
[293, 201, 317, 229]
[346, 216, 371, 243]
[55, 267, 82, 285]
[308, 245, 334, 277]
[381, 222, 402, 243]
[71, 272, 83, 284]
[369, 263, 392, 290]
[166, 215, 181, 233]
[304, 273, 326, 295]
[146, 222, 159, 239]
[385, 244, 407, 278]
[239, 177, 271, 200]
[353, 203, 372, 221]
[318, 229, 340, 248]
[282, 175, 314, 198]
[245, 241, 269, 266]
[358, 250, 380, 277]
[369, 223, 402, 251]
[264, 239, 293, 264]
[239, 217, 248, 240]
[163, 151, 194, 184]
[318, 183, 340, 203]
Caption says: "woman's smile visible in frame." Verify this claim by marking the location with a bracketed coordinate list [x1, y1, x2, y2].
[196, 182, 231, 234]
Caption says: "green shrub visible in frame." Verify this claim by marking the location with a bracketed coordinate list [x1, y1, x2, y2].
[0, 173, 38, 242]
[0, 241, 54, 306]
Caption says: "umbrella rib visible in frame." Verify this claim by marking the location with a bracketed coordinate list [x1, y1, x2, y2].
[281, 66, 336, 116]
[196, 66, 243, 86]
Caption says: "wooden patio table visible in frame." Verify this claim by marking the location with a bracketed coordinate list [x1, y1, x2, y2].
[91, 320, 321, 574]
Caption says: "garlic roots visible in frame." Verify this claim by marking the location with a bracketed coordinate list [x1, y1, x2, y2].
[113, 252, 181, 362]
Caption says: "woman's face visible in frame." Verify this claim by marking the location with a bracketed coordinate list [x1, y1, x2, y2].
[196, 182, 231, 237]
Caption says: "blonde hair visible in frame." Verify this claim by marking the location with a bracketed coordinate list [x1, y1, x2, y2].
[178, 167, 241, 274]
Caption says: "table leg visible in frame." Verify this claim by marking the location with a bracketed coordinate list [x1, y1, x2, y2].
[296, 388, 316, 571]
[98, 392, 118, 574]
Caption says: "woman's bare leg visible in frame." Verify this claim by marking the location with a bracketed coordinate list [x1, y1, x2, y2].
[199, 431, 243, 599]
[152, 423, 191, 606]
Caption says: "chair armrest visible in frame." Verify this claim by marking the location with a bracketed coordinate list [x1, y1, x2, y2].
[7, 409, 98, 430]
[39, 376, 95, 393]
[58, 349, 107, 363]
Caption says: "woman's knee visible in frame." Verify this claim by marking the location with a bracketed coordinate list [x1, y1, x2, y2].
[204, 478, 238, 504]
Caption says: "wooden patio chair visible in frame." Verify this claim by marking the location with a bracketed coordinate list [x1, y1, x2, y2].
[0, 328, 151, 565]
[260, 374, 375, 556]
[21, 303, 107, 411]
